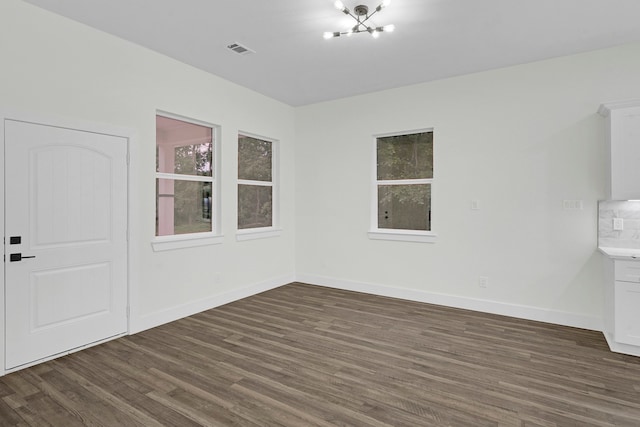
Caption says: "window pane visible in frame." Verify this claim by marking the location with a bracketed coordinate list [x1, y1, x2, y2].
[238, 136, 272, 182]
[377, 132, 433, 180]
[156, 179, 212, 236]
[378, 184, 431, 231]
[156, 115, 212, 176]
[238, 185, 272, 229]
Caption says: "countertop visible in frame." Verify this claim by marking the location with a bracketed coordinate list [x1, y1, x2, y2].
[599, 246, 640, 260]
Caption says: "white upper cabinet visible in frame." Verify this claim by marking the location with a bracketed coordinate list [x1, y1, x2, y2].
[599, 100, 640, 200]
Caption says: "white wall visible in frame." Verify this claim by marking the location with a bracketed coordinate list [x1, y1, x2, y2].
[295, 43, 640, 330]
[4, 0, 640, 336]
[0, 0, 296, 332]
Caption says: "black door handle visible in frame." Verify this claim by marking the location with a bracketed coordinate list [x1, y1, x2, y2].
[9, 253, 36, 262]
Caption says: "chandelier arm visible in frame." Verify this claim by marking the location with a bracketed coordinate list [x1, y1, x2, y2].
[344, 10, 360, 22]
[358, 15, 373, 27]
[359, 8, 380, 26]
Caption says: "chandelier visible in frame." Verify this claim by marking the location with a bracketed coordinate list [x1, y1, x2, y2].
[324, 0, 395, 39]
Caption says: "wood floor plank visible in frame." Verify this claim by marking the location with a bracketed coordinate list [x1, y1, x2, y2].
[48, 362, 165, 427]
[1, 282, 640, 426]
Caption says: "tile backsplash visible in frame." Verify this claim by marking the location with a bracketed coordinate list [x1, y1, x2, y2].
[599, 200, 640, 249]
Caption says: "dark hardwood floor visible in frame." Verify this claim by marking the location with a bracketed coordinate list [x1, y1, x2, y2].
[1, 282, 639, 426]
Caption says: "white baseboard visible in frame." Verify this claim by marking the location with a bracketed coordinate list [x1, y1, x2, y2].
[603, 331, 640, 357]
[295, 274, 603, 332]
[130, 274, 294, 334]
[130, 272, 603, 336]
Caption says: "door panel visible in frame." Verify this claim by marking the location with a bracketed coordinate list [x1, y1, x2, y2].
[31, 262, 111, 331]
[5, 119, 128, 370]
[33, 146, 112, 247]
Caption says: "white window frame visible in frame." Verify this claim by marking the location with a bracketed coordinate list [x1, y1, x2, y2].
[152, 111, 223, 251]
[368, 128, 437, 243]
[236, 131, 281, 241]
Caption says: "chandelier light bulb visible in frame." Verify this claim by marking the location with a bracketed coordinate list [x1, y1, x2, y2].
[383, 24, 395, 32]
[371, 31, 381, 39]
[323, 31, 341, 39]
[377, 0, 391, 11]
[334, 0, 348, 13]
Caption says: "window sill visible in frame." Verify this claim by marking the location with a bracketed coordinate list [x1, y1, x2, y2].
[236, 228, 282, 242]
[151, 233, 224, 252]
[368, 230, 437, 243]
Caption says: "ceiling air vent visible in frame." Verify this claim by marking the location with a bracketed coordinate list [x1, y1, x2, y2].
[226, 42, 255, 56]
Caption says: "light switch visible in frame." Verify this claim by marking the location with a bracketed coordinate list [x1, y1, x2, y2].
[613, 218, 624, 231]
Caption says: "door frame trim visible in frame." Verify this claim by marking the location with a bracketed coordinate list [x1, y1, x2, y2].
[0, 109, 136, 376]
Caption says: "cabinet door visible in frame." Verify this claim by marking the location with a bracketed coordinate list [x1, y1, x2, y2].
[614, 260, 640, 283]
[614, 281, 640, 346]
[610, 107, 640, 200]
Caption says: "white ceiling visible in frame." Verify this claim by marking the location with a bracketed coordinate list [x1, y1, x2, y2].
[23, 0, 640, 106]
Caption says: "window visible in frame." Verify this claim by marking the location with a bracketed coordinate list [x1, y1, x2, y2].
[237, 134, 279, 240]
[369, 130, 436, 243]
[153, 113, 221, 250]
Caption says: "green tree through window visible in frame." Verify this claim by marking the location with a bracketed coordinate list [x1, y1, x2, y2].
[376, 131, 433, 231]
[156, 114, 215, 236]
[238, 135, 275, 230]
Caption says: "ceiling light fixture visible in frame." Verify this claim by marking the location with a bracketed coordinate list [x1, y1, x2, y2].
[324, 0, 395, 39]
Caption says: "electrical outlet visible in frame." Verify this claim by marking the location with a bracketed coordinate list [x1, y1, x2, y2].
[471, 200, 480, 210]
[479, 276, 489, 288]
[563, 200, 583, 210]
[613, 218, 624, 231]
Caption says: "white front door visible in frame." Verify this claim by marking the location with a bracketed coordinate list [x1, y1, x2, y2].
[4, 119, 128, 370]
